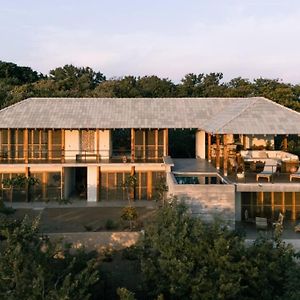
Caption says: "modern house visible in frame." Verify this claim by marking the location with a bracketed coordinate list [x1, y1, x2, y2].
[0, 97, 300, 225]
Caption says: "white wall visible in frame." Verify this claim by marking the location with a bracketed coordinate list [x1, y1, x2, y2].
[65, 130, 79, 160]
[99, 130, 111, 159]
[195, 130, 206, 159]
[87, 166, 98, 202]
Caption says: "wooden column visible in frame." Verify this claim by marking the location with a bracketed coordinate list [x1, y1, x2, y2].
[147, 171, 152, 200]
[216, 134, 220, 169]
[131, 128, 135, 162]
[292, 192, 296, 221]
[97, 166, 100, 201]
[61, 168, 64, 200]
[130, 166, 135, 200]
[96, 129, 100, 162]
[42, 172, 47, 200]
[207, 133, 212, 162]
[24, 129, 28, 163]
[282, 192, 285, 213]
[223, 134, 228, 176]
[48, 129, 52, 161]
[7, 128, 11, 160]
[243, 135, 247, 150]
[143, 131, 146, 159]
[283, 135, 288, 151]
[61, 129, 65, 163]
[271, 192, 275, 219]
[163, 129, 168, 156]
[25, 166, 30, 202]
[155, 129, 158, 159]
[259, 192, 264, 215]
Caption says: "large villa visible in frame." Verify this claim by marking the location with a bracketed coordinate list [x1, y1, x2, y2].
[0, 97, 300, 225]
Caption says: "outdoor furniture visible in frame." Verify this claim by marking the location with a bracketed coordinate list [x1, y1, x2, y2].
[256, 159, 278, 182]
[290, 167, 300, 182]
[241, 150, 298, 164]
[294, 223, 300, 232]
[256, 217, 268, 230]
[272, 212, 284, 228]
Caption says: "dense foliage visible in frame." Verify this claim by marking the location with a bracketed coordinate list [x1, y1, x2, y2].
[0, 61, 299, 111]
[0, 216, 99, 300]
[139, 202, 300, 300]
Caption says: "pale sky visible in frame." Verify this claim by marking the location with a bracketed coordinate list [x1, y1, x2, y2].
[1, 0, 300, 83]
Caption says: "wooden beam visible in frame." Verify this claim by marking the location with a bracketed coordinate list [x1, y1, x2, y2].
[163, 129, 168, 156]
[147, 171, 152, 200]
[131, 128, 135, 162]
[223, 134, 228, 176]
[207, 133, 211, 162]
[216, 134, 220, 169]
[61, 129, 65, 163]
[24, 129, 28, 163]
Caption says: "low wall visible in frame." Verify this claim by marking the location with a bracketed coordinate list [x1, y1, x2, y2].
[167, 173, 236, 224]
[48, 232, 141, 252]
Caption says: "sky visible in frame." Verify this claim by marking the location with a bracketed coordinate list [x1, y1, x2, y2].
[0, 0, 300, 83]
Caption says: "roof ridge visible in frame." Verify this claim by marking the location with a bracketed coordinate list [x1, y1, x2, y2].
[213, 97, 260, 133]
[260, 96, 300, 117]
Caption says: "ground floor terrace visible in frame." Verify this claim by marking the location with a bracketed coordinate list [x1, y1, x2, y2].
[0, 163, 168, 203]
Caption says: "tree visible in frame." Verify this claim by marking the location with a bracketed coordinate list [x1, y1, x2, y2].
[139, 201, 300, 299]
[0, 216, 99, 299]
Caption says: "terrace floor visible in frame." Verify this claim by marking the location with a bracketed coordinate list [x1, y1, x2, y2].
[172, 158, 218, 173]
[236, 220, 300, 239]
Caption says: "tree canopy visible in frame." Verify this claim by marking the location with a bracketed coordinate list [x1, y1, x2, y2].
[138, 201, 300, 300]
[0, 60, 299, 112]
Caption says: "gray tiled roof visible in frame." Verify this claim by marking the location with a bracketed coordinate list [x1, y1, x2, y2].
[0, 97, 300, 134]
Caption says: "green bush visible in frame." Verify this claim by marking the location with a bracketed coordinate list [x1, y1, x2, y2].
[105, 219, 118, 230]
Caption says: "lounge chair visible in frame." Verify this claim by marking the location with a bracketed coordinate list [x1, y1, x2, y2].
[256, 160, 277, 182]
[290, 167, 300, 182]
[256, 217, 268, 230]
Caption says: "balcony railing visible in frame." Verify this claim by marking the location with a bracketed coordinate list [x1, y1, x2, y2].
[0, 148, 164, 164]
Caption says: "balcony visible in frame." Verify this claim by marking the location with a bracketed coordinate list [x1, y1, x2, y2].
[0, 148, 164, 164]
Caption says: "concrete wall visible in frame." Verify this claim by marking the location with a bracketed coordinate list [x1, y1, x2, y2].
[65, 130, 80, 160]
[167, 172, 236, 225]
[87, 166, 98, 202]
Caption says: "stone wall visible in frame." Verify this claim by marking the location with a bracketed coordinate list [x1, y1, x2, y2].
[167, 172, 236, 224]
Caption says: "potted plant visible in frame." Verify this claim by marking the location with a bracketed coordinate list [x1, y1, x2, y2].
[236, 165, 245, 179]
